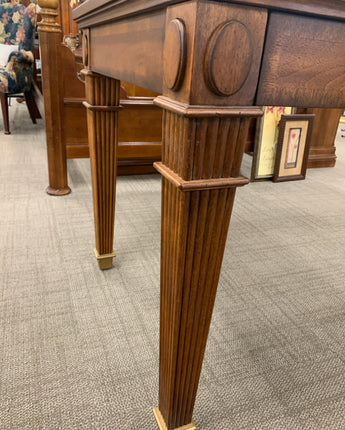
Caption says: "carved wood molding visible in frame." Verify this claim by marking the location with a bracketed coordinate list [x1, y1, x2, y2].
[65, 97, 159, 108]
[82, 101, 123, 112]
[154, 96, 263, 118]
[164, 18, 187, 91]
[154, 162, 249, 191]
[82, 30, 89, 68]
[204, 20, 253, 97]
[37, 0, 61, 33]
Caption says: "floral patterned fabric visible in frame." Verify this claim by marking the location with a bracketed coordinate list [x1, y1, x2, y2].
[0, 1, 36, 93]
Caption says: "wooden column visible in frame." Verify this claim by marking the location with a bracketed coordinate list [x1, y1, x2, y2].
[38, 0, 71, 196]
[82, 70, 121, 269]
[153, 4, 266, 428]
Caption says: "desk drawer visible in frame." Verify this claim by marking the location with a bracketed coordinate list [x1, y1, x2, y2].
[256, 12, 345, 108]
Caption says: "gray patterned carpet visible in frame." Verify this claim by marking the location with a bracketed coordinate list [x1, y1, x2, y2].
[1, 103, 345, 430]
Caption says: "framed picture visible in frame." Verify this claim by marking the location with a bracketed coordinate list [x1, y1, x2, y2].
[273, 114, 315, 182]
[251, 106, 293, 181]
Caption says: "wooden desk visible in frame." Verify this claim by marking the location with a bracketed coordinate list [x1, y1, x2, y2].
[74, 1, 345, 429]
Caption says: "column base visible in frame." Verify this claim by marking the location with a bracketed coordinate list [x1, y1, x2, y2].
[153, 408, 197, 430]
[93, 248, 116, 270]
[46, 186, 71, 196]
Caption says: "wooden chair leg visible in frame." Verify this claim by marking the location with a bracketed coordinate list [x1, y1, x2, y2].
[24, 89, 41, 123]
[0, 92, 10, 134]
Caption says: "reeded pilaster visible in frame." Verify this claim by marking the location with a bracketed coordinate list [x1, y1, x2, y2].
[154, 97, 262, 430]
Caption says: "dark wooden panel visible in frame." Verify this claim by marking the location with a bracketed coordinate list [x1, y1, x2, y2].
[90, 11, 165, 92]
[122, 82, 159, 97]
[118, 141, 161, 159]
[73, 0, 179, 28]
[256, 12, 345, 108]
[61, 45, 85, 99]
[64, 102, 88, 144]
[306, 108, 342, 168]
[64, 98, 163, 143]
[119, 103, 163, 142]
[244, 118, 256, 153]
[66, 141, 162, 162]
[117, 164, 157, 175]
[66, 143, 89, 158]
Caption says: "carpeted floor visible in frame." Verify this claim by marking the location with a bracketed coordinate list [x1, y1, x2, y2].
[1, 103, 345, 430]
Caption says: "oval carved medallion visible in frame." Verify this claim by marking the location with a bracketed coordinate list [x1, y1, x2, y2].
[83, 32, 89, 67]
[204, 20, 253, 97]
[164, 18, 187, 91]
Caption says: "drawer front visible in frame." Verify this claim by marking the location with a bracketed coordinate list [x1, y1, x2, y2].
[256, 12, 345, 108]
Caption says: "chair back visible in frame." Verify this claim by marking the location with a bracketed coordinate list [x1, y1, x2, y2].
[0, 1, 36, 55]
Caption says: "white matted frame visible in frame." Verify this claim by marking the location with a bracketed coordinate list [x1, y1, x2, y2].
[273, 114, 315, 182]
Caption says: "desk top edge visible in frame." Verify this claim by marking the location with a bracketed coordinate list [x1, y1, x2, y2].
[73, 0, 345, 26]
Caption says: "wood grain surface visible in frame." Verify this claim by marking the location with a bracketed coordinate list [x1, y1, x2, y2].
[256, 12, 345, 108]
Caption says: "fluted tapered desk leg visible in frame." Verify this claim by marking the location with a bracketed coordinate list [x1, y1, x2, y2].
[82, 70, 121, 269]
[153, 97, 262, 430]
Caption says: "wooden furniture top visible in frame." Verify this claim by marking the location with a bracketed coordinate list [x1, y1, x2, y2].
[73, 0, 345, 25]
[73, 0, 345, 108]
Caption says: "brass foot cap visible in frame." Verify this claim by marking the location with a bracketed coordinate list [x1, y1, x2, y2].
[46, 185, 71, 196]
[153, 407, 196, 430]
[94, 248, 116, 270]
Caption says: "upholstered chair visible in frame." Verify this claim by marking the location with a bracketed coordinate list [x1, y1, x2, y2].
[0, 1, 40, 134]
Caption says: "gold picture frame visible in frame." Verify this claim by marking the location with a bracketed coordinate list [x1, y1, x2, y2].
[251, 106, 293, 181]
